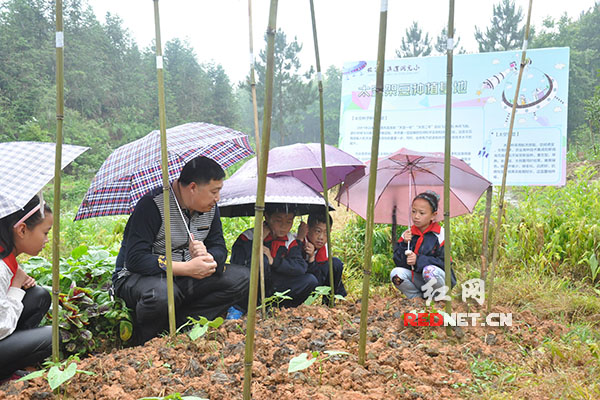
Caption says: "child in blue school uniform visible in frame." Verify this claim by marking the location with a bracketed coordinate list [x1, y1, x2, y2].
[231, 205, 318, 307]
[390, 191, 456, 300]
[297, 212, 347, 298]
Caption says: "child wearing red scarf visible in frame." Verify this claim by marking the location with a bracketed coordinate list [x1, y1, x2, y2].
[0, 195, 53, 381]
[390, 191, 456, 300]
[231, 204, 318, 307]
[297, 212, 346, 298]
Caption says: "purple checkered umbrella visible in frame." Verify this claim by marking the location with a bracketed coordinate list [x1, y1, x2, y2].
[75, 122, 253, 221]
[237, 143, 365, 192]
[0, 141, 88, 218]
[218, 161, 332, 217]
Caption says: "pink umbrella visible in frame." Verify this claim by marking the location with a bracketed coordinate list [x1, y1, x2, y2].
[238, 143, 365, 192]
[336, 148, 491, 225]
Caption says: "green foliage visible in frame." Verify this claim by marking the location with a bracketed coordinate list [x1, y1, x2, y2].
[303, 285, 345, 306]
[474, 0, 527, 52]
[22, 246, 132, 356]
[18, 356, 95, 394]
[288, 350, 350, 385]
[396, 21, 432, 58]
[249, 28, 316, 146]
[180, 316, 224, 341]
[332, 215, 394, 285]
[260, 289, 292, 316]
[140, 394, 207, 400]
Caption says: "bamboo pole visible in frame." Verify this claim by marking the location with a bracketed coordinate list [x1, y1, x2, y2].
[443, 0, 455, 335]
[51, 0, 64, 362]
[152, 0, 176, 335]
[247, 0, 267, 318]
[487, 0, 533, 313]
[243, 1, 278, 398]
[358, 0, 387, 366]
[309, 0, 335, 307]
[480, 186, 493, 280]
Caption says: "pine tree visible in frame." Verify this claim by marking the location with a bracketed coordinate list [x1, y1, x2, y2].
[474, 0, 527, 52]
[395, 21, 432, 58]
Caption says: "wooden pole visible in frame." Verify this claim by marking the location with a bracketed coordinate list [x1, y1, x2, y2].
[51, 0, 64, 362]
[247, 0, 267, 318]
[358, 0, 387, 365]
[152, 0, 176, 335]
[309, 0, 335, 306]
[443, 0, 455, 335]
[243, 1, 278, 398]
[487, 0, 534, 313]
[480, 186, 493, 280]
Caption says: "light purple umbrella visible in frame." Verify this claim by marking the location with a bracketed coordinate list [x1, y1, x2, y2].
[238, 143, 365, 192]
[336, 148, 491, 225]
[75, 122, 253, 221]
[218, 165, 331, 217]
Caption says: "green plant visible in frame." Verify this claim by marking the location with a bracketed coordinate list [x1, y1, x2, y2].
[179, 316, 224, 341]
[22, 245, 132, 355]
[18, 356, 95, 397]
[303, 285, 345, 305]
[260, 289, 293, 315]
[139, 394, 207, 400]
[288, 350, 350, 385]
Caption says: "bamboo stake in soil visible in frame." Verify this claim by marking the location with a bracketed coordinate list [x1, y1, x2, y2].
[153, 0, 176, 335]
[358, 0, 388, 366]
[247, 0, 266, 318]
[52, 0, 64, 362]
[243, 1, 278, 398]
[487, 0, 534, 313]
[480, 186, 493, 280]
[443, 0, 456, 336]
[309, 0, 335, 306]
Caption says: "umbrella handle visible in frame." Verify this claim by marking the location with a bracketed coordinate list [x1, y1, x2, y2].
[170, 184, 194, 241]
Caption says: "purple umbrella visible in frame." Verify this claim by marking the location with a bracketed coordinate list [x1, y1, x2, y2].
[336, 148, 491, 225]
[237, 143, 365, 192]
[75, 122, 253, 220]
[218, 164, 332, 217]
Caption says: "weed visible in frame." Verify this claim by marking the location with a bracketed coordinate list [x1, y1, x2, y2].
[288, 350, 350, 385]
[303, 285, 345, 306]
[18, 356, 95, 398]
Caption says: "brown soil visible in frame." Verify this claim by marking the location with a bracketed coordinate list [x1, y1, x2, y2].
[0, 295, 565, 400]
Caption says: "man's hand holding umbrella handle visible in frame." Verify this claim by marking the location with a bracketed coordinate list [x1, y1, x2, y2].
[189, 238, 207, 258]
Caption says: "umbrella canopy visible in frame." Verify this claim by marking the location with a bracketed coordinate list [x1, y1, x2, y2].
[0, 141, 88, 218]
[75, 122, 254, 220]
[238, 143, 365, 192]
[219, 164, 332, 217]
[336, 148, 491, 225]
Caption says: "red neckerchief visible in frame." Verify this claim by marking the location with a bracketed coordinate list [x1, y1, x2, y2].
[397, 222, 441, 282]
[302, 239, 328, 263]
[0, 246, 18, 285]
[264, 233, 288, 258]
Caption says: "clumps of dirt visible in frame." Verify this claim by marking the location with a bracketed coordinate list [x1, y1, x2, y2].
[0, 296, 565, 399]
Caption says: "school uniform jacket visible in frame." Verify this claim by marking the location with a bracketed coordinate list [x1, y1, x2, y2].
[393, 222, 456, 286]
[231, 229, 308, 277]
[0, 255, 24, 340]
[301, 239, 344, 284]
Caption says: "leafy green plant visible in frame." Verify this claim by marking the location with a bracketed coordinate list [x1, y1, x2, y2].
[139, 394, 207, 400]
[261, 289, 292, 311]
[303, 285, 346, 306]
[18, 356, 94, 397]
[288, 350, 350, 385]
[179, 316, 224, 341]
[22, 245, 132, 355]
